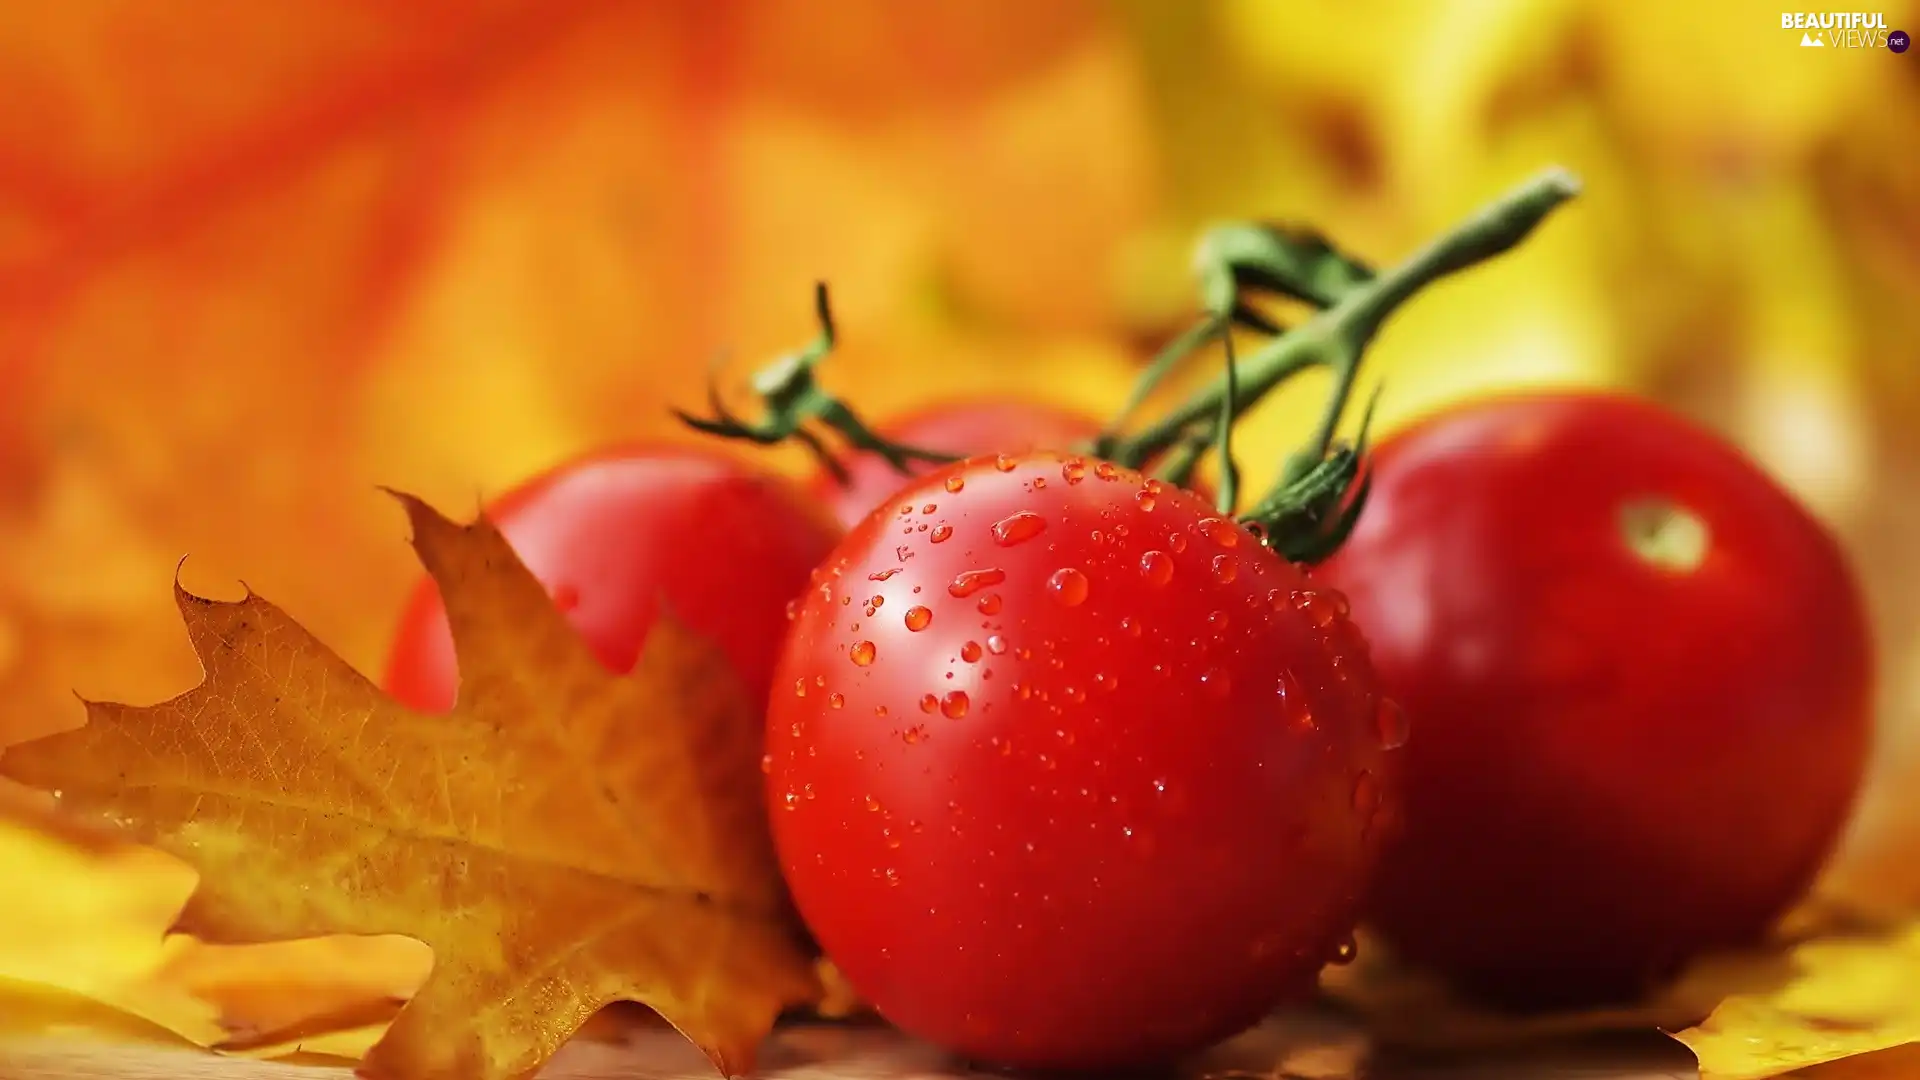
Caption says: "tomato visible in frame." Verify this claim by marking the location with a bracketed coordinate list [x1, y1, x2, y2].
[812, 400, 1101, 528]
[384, 445, 841, 715]
[767, 451, 1402, 1069]
[1313, 392, 1873, 1008]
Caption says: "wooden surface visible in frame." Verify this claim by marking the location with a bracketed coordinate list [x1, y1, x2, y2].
[0, 1018, 1703, 1080]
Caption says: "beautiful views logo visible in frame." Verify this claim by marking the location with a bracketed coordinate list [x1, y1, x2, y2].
[1781, 11, 1904, 48]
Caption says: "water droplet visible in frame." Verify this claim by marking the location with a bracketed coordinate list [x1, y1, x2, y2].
[1375, 697, 1410, 750]
[868, 594, 885, 609]
[920, 693, 939, 714]
[1048, 567, 1091, 607]
[1094, 671, 1119, 693]
[790, 721, 804, 738]
[1063, 685, 1086, 704]
[930, 524, 953, 543]
[945, 475, 966, 493]
[1266, 588, 1288, 611]
[1031, 475, 1048, 490]
[1169, 530, 1189, 553]
[870, 568, 902, 581]
[1152, 778, 1168, 794]
[1198, 517, 1240, 547]
[896, 545, 914, 563]
[1095, 462, 1119, 480]
[785, 598, 799, 621]
[1134, 489, 1156, 512]
[1331, 935, 1359, 965]
[995, 454, 1019, 472]
[1211, 553, 1239, 583]
[1352, 770, 1381, 819]
[904, 606, 933, 632]
[991, 511, 1048, 546]
[977, 593, 1003, 615]
[942, 690, 971, 719]
[1201, 667, 1232, 698]
[850, 640, 877, 666]
[985, 634, 1008, 655]
[1119, 615, 1142, 638]
[829, 692, 845, 710]
[885, 827, 902, 849]
[1208, 610, 1231, 631]
[1139, 550, 1175, 586]
[921, 503, 937, 514]
[793, 678, 808, 698]
[960, 640, 983, 663]
[760, 753, 774, 774]
[783, 792, 800, 810]
[875, 705, 889, 718]
[803, 783, 818, 801]
[1062, 459, 1087, 484]
[866, 794, 883, 812]
[885, 867, 903, 887]
[948, 568, 1007, 597]
[903, 725, 924, 745]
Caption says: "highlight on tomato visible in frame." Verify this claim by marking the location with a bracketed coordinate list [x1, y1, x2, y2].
[1314, 391, 1874, 1008]
[383, 445, 841, 714]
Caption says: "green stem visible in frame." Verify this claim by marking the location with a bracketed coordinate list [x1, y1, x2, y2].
[1110, 168, 1581, 473]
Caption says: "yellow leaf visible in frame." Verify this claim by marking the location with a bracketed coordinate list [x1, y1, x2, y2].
[1673, 924, 1920, 1080]
[0, 494, 820, 1080]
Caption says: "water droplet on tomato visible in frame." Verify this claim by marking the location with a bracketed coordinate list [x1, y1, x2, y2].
[760, 753, 773, 775]
[829, 692, 845, 710]
[930, 524, 953, 543]
[1209, 610, 1231, 631]
[995, 454, 1019, 472]
[985, 633, 1008, 656]
[1244, 520, 1267, 545]
[1094, 671, 1119, 693]
[1152, 778, 1168, 794]
[1134, 490, 1156, 511]
[1119, 615, 1142, 638]
[920, 693, 939, 714]
[903, 725, 924, 745]
[978, 593, 1003, 615]
[1030, 475, 1048, 490]
[866, 794, 883, 812]
[1375, 697, 1409, 750]
[875, 704, 889, 718]
[1062, 458, 1087, 484]
[896, 545, 913, 563]
[1168, 530, 1189, 553]
[1095, 462, 1119, 480]
[782, 792, 799, 810]
[948, 568, 1007, 597]
[1266, 588, 1288, 611]
[945, 474, 966, 493]
[1201, 667, 1232, 698]
[960, 640, 983, 662]
[885, 867, 902, 887]
[785, 598, 799, 621]
[870, 568, 901, 582]
[1352, 770, 1381, 818]
[991, 511, 1048, 546]
[1048, 567, 1091, 607]
[1139, 550, 1175, 586]
[1211, 553, 1239, 583]
[793, 678, 807, 698]
[1064, 685, 1086, 705]
[1198, 517, 1240, 547]
[1330, 935, 1359, 965]
[884, 827, 902, 849]
[904, 606, 933, 632]
[942, 690, 970, 718]
[850, 640, 877, 666]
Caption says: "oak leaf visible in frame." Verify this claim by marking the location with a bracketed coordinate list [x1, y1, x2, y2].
[0, 493, 821, 1080]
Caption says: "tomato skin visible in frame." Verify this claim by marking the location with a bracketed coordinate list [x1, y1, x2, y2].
[1314, 392, 1873, 1007]
[812, 400, 1101, 529]
[769, 451, 1400, 1069]
[384, 445, 841, 714]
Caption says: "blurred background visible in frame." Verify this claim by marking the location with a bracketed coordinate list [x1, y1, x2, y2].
[2, 0, 1918, 1050]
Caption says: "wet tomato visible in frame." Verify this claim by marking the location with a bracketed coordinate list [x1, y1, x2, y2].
[812, 400, 1100, 528]
[385, 445, 841, 714]
[1315, 392, 1873, 1008]
[767, 450, 1402, 1069]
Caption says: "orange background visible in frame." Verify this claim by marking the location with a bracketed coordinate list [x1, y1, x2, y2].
[2, 0, 1919, 1048]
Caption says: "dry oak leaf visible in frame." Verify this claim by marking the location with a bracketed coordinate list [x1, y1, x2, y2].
[0, 493, 821, 1080]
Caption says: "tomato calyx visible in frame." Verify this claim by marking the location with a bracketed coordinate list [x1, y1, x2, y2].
[677, 168, 1583, 566]
[672, 282, 961, 485]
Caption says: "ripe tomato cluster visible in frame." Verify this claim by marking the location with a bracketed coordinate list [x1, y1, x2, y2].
[379, 174, 1872, 1071]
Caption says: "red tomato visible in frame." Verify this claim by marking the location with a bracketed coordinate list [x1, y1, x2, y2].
[384, 445, 841, 715]
[1314, 392, 1873, 1008]
[812, 400, 1101, 528]
[767, 451, 1402, 1069]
